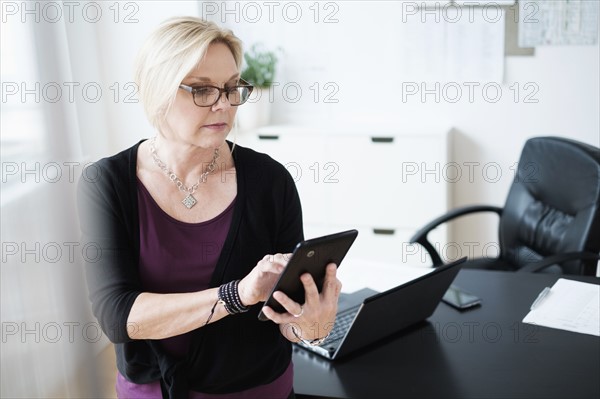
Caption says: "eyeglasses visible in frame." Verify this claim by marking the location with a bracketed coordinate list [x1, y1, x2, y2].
[178, 79, 254, 107]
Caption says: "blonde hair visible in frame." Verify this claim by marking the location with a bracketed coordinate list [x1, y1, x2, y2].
[134, 16, 243, 129]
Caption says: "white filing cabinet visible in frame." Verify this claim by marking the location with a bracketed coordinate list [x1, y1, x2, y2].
[235, 125, 449, 267]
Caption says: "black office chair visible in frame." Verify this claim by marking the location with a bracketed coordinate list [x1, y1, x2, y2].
[410, 136, 600, 276]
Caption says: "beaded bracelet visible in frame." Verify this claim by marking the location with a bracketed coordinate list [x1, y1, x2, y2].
[218, 280, 250, 315]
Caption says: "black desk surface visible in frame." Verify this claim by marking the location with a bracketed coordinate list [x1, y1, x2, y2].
[293, 269, 600, 398]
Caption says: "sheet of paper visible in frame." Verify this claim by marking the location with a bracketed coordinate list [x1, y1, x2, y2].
[398, 5, 505, 82]
[445, 9, 505, 82]
[523, 278, 600, 337]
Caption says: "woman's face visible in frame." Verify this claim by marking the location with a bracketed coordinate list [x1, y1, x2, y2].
[162, 42, 239, 149]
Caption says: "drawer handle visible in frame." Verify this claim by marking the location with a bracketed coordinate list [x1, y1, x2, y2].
[373, 228, 395, 235]
[371, 137, 394, 143]
[258, 135, 280, 140]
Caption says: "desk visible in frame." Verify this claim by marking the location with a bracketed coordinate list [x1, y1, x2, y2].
[293, 270, 600, 398]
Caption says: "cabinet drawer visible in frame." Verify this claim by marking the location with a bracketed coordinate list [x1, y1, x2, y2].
[323, 135, 447, 228]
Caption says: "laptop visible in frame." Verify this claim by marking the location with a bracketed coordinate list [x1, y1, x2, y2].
[295, 257, 467, 359]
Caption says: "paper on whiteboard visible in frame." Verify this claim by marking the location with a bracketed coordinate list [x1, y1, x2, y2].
[519, 0, 599, 46]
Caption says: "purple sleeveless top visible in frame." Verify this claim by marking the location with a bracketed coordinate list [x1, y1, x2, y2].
[114, 179, 293, 398]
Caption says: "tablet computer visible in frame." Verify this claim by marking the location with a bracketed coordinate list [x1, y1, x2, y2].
[258, 229, 359, 321]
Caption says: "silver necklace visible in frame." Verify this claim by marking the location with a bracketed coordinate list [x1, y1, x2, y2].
[149, 137, 220, 209]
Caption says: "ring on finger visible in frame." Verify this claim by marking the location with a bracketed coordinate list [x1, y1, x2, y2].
[292, 305, 304, 318]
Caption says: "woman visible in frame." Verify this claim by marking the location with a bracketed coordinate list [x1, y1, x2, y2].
[77, 16, 341, 398]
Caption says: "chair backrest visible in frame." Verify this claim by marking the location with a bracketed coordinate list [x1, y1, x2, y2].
[499, 137, 600, 275]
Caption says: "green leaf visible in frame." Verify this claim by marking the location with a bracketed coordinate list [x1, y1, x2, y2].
[241, 44, 280, 88]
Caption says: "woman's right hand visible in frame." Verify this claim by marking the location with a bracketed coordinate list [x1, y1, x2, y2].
[238, 253, 291, 306]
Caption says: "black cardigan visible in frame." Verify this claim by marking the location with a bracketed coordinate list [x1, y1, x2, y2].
[77, 140, 304, 397]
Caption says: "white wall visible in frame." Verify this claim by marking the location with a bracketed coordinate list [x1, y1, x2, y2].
[78, 1, 599, 257]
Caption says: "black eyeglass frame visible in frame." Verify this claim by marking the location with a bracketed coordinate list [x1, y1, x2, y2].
[178, 79, 254, 107]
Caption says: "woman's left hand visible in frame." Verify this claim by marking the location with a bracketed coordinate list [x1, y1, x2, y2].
[260, 263, 342, 342]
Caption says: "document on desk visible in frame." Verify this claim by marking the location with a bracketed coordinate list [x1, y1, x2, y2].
[523, 278, 599, 337]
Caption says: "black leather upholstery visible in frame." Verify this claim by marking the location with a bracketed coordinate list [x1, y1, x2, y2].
[410, 137, 600, 276]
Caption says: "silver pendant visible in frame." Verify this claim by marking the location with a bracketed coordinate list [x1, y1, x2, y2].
[182, 194, 197, 209]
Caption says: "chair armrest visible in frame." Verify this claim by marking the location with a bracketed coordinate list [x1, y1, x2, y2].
[409, 205, 503, 267]
[517, 252, 600, 274]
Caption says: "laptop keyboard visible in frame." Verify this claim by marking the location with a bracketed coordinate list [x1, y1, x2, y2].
[322, 307, 359, 345]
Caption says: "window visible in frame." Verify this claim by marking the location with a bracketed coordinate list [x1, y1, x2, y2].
[1, 16, 47, 192]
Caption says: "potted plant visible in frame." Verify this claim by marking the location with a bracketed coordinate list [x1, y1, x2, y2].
[237, 44, 279, 130]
